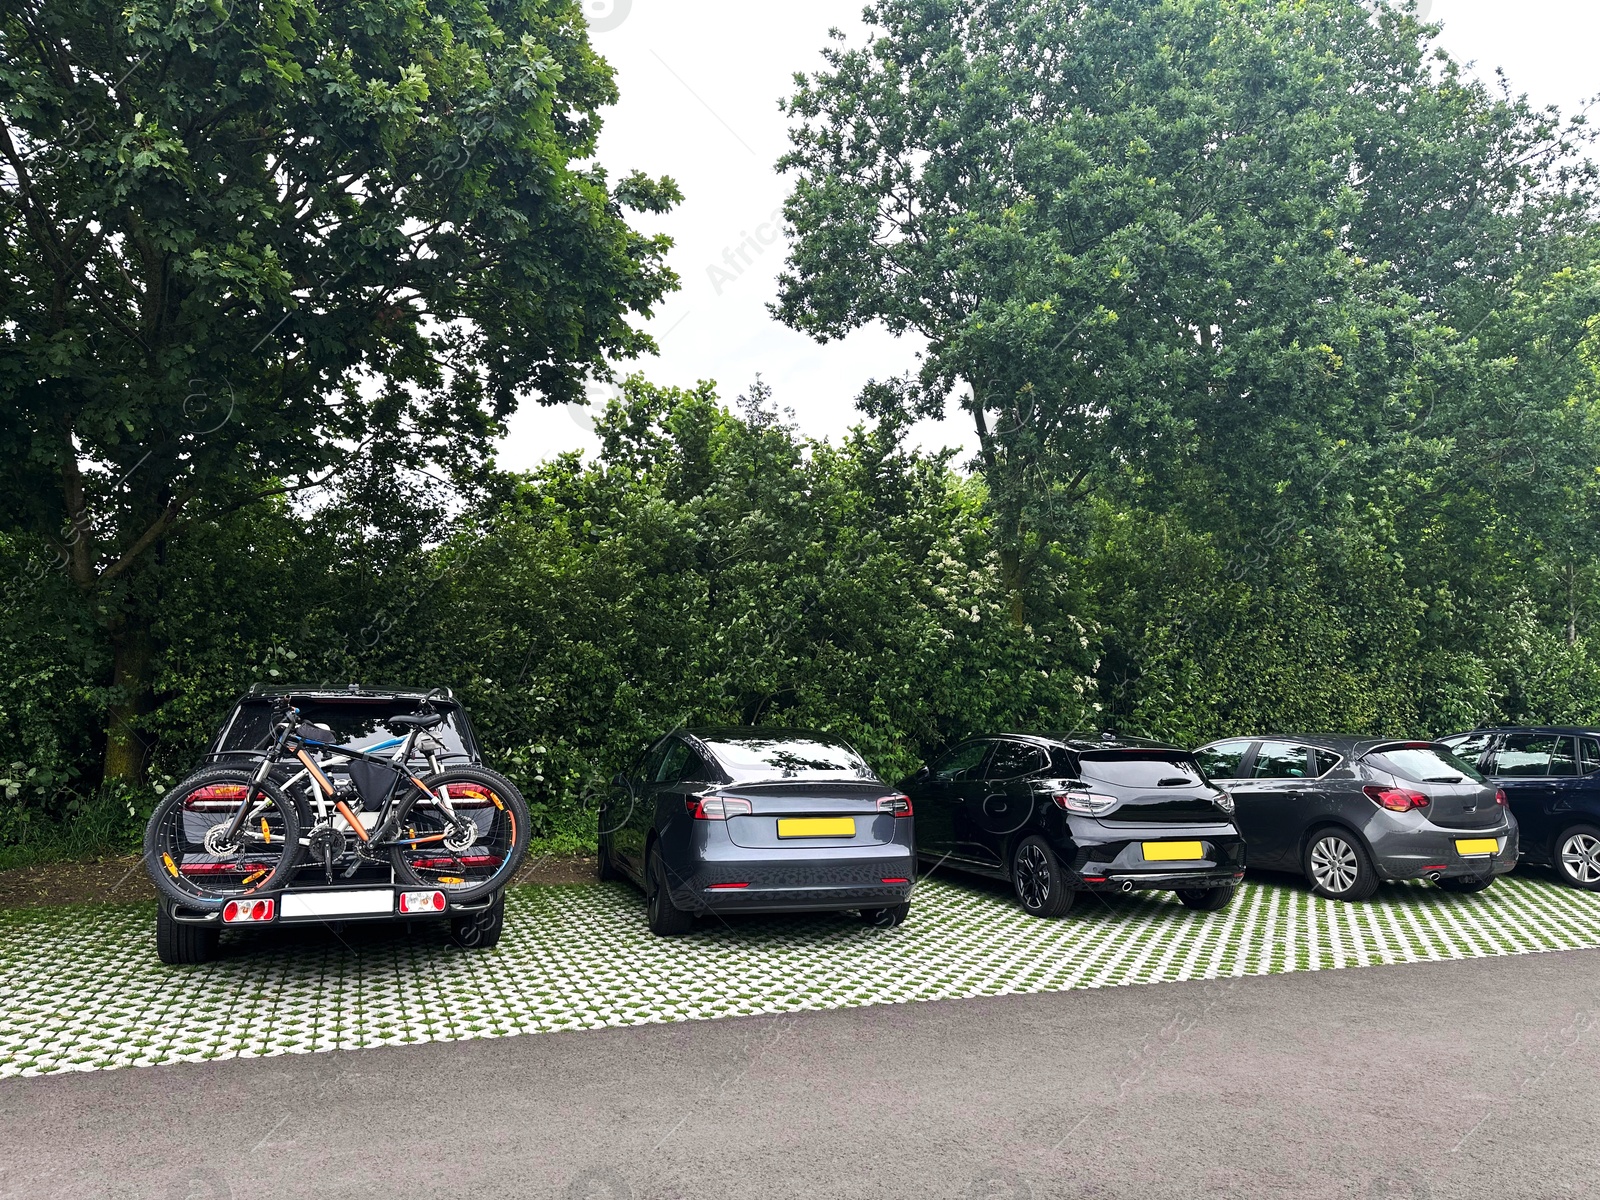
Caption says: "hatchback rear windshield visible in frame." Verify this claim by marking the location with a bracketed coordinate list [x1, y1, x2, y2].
[700, 736, 877, 782]
[1077, 754, 1206, 788]
[1365, 744, 1485, 785]
[217, 699, 471, 757]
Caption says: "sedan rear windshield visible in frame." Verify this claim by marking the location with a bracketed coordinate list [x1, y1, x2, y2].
[217, 699, 471, 758]
[700, 736, 877, 782]
[1077, 754, 1206, 788]
[1364, 744, 1485, 785]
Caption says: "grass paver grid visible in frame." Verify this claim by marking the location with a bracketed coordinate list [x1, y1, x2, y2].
[3, 873, 1600, 1078]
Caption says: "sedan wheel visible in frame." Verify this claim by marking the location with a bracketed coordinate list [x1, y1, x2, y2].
[1176, 882, 1237, 911]
[861, 902, 911, 928]
[1304, 829, 1379, 901]
[1555, 825, 1600, 891]
[1010, 836, 1074, 918]
[646, 846, 695, 936]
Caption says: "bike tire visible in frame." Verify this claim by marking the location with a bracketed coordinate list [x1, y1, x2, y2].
[143, 767, 302, 910]
[388, 766, 531, 904]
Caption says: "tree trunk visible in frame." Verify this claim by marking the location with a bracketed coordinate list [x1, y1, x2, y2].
[999, 542, 1026, 627]
[102, 615, 156, 785]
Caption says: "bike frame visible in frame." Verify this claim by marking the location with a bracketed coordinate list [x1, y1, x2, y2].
[222, 705, 465, 852]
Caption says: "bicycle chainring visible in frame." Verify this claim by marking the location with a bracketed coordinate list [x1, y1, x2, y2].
[307, 825, 350, 863]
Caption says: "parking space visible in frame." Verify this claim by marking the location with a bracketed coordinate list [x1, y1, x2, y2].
[4, 871, 1600, 1078]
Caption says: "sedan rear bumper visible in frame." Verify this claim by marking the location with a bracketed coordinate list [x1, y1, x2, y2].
[662, 847, 916, 915]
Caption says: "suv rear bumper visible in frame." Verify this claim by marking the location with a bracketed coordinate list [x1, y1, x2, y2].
[163, 886, 500, 927]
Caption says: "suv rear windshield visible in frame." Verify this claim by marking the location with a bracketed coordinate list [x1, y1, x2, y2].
[1077, 753, 1206, 788]
[217, 699, 472, 758]
[700, 736, 877, 782]
[1365, 744, 1485, 785]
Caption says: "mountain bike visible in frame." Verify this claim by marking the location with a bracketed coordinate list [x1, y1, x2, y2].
[144, 694, 530, 908]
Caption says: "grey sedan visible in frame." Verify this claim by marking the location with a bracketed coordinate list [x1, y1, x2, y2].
[1194, 737, 1518, 900]
[598, 728, 916, 935]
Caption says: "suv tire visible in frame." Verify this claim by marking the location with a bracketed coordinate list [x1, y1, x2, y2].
[156, 905, 220, 965]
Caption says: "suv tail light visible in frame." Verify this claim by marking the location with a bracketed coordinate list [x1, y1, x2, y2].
[222, 898, 275, 924]
[1495, 789, 1508, 806]
[399, 890, 447, 914]
[1364, 785, 1429, 812]
[877, 794, 913, 817]
[686, 795, 754, 820]
[1052, 788, 1118, 815]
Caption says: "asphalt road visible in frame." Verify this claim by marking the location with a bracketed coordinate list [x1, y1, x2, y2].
[4, 949, 1598, 1200]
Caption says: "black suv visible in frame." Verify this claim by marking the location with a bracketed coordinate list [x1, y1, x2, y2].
[1439, 726, 1600, 890]
[157, 684, 504, 963]
[901, 733, 1245, 917]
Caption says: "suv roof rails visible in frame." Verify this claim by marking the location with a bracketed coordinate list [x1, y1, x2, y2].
[241, 683, 456, 700]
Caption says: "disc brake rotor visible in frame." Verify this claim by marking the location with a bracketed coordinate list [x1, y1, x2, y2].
[443, 819, 480, 853]
[203, 823, 244, 857]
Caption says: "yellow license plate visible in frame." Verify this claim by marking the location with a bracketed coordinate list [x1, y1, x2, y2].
[1143, 841, 1204, 862]
[778, 817, 856, 839]
[1456, 838, 1499, 856]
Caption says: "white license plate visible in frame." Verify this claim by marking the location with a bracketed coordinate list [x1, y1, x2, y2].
[279, 890, 394, 918]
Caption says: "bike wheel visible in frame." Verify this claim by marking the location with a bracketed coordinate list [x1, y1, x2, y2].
[388, 767, 531, 903]
[144, 768, 301, 909]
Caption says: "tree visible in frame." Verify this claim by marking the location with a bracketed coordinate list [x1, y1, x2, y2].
[0, 0, 680, 783]
[774, 0, 1594, 619]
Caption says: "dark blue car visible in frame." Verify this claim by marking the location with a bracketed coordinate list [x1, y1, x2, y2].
[1439, 727, 1600, 890]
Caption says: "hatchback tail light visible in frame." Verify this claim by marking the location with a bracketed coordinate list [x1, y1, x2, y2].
[1052, 789, 1118, 815]
[1363, 785, 1430, 812]
[686, 795, 754, 820]
[877, 794, 913, 817]
[1495, 789, 1508, 806]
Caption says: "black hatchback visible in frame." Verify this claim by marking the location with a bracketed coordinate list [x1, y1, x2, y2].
[598, 728, 916, 935]
[901, 733, 1245, 917]
[1438, 726, 1600, 891]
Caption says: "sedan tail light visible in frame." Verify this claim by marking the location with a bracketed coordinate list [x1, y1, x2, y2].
[1495, 789, 1508, 806]
[877, 794, 913, 817]
[1363, 785, 1430, 812]
[686, 795, 754, 820]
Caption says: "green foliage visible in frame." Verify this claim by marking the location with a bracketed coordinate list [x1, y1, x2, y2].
[775, 0, 1598, 592]
[4, 0, 1600, 869]
[0, 0, 678, 780]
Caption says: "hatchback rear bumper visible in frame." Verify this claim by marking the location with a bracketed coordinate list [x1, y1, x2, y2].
[1370, 823, 1519, 881]
[1067, 820, 1248, 888]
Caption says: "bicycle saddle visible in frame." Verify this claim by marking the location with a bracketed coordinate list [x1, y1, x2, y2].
[388, 712, 445, 730]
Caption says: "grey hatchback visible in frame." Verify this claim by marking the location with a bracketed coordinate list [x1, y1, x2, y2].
[1194, 736, 1518, 900]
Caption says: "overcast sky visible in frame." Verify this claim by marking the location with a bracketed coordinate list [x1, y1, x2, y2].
[496, 0, 1600, 473]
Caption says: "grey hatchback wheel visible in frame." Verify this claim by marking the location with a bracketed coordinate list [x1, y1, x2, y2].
[1304, 829, 1379, 901]
[1555, 825, 1600, 891]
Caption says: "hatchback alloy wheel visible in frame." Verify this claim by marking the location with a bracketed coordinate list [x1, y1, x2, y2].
[1304, 830, 1379, 901]
[1557, 826, 1600, 890]
[1010, 835, 1074, 918]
